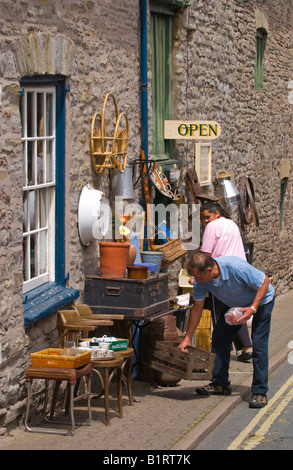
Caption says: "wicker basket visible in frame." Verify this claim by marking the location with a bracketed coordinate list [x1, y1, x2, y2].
[154, 237, 187, 267]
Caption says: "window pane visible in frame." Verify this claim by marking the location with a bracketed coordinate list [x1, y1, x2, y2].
[22, 141, 27, 186]
[27, 92, 34, 138]
[46, 93, 53, 136]
[23, 192, 28, 232]
[28, 190, 36, 231]
[46, 140, 54, 183]
[37, 93, 44, 137]
[23, 235, 29, 281]
[30, 234, 36, 279]
[39, 190, 47, 228]
[255, 30, 266, 89]
[39, 231, 47, 275]
[27, 141, 34, 185]
[37, 144, 44, 184]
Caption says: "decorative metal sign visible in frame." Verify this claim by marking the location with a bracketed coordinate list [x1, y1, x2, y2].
[164, 120, 221, 140]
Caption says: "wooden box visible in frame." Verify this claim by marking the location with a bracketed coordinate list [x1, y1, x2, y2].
[150, 341, 215, 381]
[84, 273, 169, 318]
[30, 348, 91, 369]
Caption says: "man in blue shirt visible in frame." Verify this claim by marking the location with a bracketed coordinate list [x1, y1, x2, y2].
[178, 253, 275, 408]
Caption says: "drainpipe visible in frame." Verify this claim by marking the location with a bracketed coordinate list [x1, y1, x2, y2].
[140, 0, 148, 164]
[140, 0, 149, 247]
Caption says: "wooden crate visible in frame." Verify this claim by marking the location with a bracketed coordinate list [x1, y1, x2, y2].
[150, 341, 215, 381]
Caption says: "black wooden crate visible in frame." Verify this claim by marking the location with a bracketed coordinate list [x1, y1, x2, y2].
[84, 273, 169, 318]
[150, 341, 215, 380]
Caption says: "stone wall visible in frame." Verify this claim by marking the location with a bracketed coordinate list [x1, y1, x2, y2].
[0, 0, 141, 434]
[0, 40, 27, 434]
[172, 0, 293, 293]
[0, 0, 293, 433]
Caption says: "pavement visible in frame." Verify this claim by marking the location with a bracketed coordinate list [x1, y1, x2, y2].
[0, 291, 293, 452]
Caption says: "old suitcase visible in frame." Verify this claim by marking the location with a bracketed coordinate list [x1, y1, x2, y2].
[84, 273, 169, 318]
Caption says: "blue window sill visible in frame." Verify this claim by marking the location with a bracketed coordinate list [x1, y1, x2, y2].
[23, 283, 79, 328]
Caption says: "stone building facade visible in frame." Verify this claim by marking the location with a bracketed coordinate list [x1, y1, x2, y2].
[0, 0, 293, 433]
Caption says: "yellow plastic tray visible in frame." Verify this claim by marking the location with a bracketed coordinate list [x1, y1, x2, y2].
[30, 348, 91, 369]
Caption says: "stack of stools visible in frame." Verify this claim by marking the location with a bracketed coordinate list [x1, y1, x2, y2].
[25, 364, 92, 435]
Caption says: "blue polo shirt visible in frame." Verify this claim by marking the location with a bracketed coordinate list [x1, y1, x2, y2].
[193, 256, 275, 307]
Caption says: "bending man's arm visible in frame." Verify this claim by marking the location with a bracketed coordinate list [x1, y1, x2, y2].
[178, 298, 205, 352]
[238, 274, 270, 324]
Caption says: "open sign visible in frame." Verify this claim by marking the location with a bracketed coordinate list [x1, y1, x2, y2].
[164, 120, 221, 140]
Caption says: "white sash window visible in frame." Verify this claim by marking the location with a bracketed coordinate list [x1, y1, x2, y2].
[21, 87, 56, 293]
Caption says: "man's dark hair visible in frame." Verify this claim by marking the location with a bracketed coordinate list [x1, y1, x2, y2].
[187, 252, 215, 275]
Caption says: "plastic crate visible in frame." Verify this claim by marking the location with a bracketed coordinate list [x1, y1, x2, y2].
[30, 348, 91, 369]
[196, 309, 212, 351]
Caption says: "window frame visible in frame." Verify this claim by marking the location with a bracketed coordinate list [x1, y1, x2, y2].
[21, 77, 78, 327]
[22, 85, 56, 293]
[21, 77, 66, 291]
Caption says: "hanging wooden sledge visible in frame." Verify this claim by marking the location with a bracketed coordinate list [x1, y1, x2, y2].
[91, 93, 129, 174]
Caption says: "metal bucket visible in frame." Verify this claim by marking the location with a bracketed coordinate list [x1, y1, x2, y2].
[110, 165, 134, 199]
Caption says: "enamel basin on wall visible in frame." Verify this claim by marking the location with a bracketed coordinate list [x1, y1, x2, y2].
[78, 183, 110, 246]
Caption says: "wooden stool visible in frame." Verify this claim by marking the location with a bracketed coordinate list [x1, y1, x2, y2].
[25, 364, 92, 436]
[115, 348, 134, 406]
[91, 356, 123, 426]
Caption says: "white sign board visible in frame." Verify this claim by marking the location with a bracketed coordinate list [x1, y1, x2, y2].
[164, 120, 221, 140]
